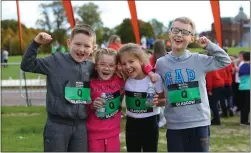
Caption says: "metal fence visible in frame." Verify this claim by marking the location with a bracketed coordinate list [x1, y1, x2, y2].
[1, 63, 46, 106]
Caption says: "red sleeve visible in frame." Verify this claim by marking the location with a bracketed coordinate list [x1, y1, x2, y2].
[206, 72, 213, 93]
[142, 64, 153, 74]
[149, 55, 155, 68]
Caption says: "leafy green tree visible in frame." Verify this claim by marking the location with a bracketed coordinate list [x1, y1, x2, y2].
[76, 2, 103, 30]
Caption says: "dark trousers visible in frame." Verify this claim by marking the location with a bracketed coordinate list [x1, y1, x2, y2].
[43, 118, 88, 152]
[209, 87, 227, 120]
[166, 126, 210, 152]
[232, 82, 241, 110]
[126, 115, 159, 152]
[239, 90, 250, 123]
[224, 85, 234, 108]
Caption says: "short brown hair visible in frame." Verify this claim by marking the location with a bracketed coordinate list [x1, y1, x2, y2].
[71, 24, 96, 44]
[172, 17, 196, 35]
[118, 43, 149, 64]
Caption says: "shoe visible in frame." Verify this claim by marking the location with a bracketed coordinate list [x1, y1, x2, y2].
[240, 122, 250, 126]
[229, 109, 234, 117]
[221, 112, 229, 118]
[158, 118, 166, 128]
[235, 111, 240, 115]
[211, 118, 221, 125]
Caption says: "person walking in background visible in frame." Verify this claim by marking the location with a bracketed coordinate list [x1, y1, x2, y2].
[238, 51, 250, 126]
[2, 49, 9, 68]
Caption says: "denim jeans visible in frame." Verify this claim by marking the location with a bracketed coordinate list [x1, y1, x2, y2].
[166, 126, 210, 152]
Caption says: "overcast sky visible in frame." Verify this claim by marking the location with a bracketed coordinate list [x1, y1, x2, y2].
[1, 1, 250, 33]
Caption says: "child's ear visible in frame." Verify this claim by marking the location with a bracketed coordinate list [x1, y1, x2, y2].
[190, 36, 195, 43]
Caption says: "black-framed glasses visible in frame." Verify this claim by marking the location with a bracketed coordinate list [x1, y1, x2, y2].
[170, 27, 193, 36]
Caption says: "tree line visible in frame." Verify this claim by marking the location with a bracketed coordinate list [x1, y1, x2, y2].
[1, 1, 199, 55]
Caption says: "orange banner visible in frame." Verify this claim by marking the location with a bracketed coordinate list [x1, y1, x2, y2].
[62, 0, 75, 29]
[16, 0, 24, 50]
[127, 0, 140, 45]
[210, 0, 223, 47]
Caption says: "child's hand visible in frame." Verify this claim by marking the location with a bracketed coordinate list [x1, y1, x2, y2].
[149, 72, 159, 83]
[115, 64, 127, 80]
[34, 32, 52, 45]
[197, 36, 209, 48]
[93, 97, 104, 110]
[153, 94, 159, 106]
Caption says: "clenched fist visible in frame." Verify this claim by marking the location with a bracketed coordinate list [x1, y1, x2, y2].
[196, 36, 209, 48]
[34, 32, 53, 45]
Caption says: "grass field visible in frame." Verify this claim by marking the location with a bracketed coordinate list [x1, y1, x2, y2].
[1, 106, 250, 152]
[1, 47, 249, 80]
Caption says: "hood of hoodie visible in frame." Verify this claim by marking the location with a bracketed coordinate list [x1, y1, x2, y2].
[167, 49, 193, 62]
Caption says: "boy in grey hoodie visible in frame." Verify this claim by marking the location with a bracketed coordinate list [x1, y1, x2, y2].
[21, 24, 96, 152]
[155, 17, 231, 152]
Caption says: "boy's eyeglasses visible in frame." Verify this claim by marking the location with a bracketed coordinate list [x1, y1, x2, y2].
[171, 27, 193, 36]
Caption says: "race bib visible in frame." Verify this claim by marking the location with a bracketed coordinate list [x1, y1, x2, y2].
[64, 81, 91, 104]
[125, 90, 153, 113]
[98, 91, 121, 119]
[168, 81, 201, 107]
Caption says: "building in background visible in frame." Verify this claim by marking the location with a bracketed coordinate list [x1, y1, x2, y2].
[200, 7, 250, 48]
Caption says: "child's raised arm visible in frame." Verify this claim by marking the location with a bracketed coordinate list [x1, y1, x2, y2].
[21, 32, 55, 75]
[197, 36, 231, 72]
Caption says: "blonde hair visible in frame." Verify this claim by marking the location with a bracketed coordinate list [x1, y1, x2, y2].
[107, 35, 120, 46]
[71, 24, 96, 44]
[94, 48, 118, 64]
[172, 17, 196, 35]
[118, 43, 149, 65]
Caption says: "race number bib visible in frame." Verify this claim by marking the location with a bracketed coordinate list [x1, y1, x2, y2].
[98, 90, 121, 119]
[125, 91, 153, 113]
[64, 81, 91, 104]
[168, 81, 201, 107]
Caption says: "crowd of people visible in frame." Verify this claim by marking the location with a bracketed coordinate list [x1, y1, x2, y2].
[19, 16, 249, 152]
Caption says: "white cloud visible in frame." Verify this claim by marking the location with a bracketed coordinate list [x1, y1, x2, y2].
[1, 1, 250, 33]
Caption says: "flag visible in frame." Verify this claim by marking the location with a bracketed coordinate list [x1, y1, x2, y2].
[210, 0, 223, 47]
[62, 0, 75, 29]
[127, 0, 140, 45]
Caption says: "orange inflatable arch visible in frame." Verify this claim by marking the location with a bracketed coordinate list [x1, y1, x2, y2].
[16, 0, 223, 51]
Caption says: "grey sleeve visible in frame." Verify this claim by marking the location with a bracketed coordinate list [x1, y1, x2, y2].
[198, 41, 231, 72]
[20, 40, 54, 75]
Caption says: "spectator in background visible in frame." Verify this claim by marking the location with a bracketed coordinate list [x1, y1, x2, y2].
[107, 35, 123, 51]
[2, 49, 9, 68]
[152, 39, 167, 128]
[140, 35, 147, 49]
[101, 40, 107, 48]
[233, 51, 245, 114]
[223, 48, 234, 117]
[238, 51, 250, 126]
[147, 37, 154, 49]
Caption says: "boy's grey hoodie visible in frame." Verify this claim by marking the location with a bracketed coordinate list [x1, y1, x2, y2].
[156, 41, 231, 129]
[21, 40, 94, 125]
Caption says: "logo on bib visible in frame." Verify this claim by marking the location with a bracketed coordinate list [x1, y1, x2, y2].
[168, 81, 201, 107]
[64, 81, 91, 104]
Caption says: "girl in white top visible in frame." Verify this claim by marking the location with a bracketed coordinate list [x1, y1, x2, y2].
[117, 43, 165, 152]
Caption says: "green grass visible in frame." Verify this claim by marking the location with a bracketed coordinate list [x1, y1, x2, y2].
[1, 47, 249, 80]
[1, 106, 250, 152]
